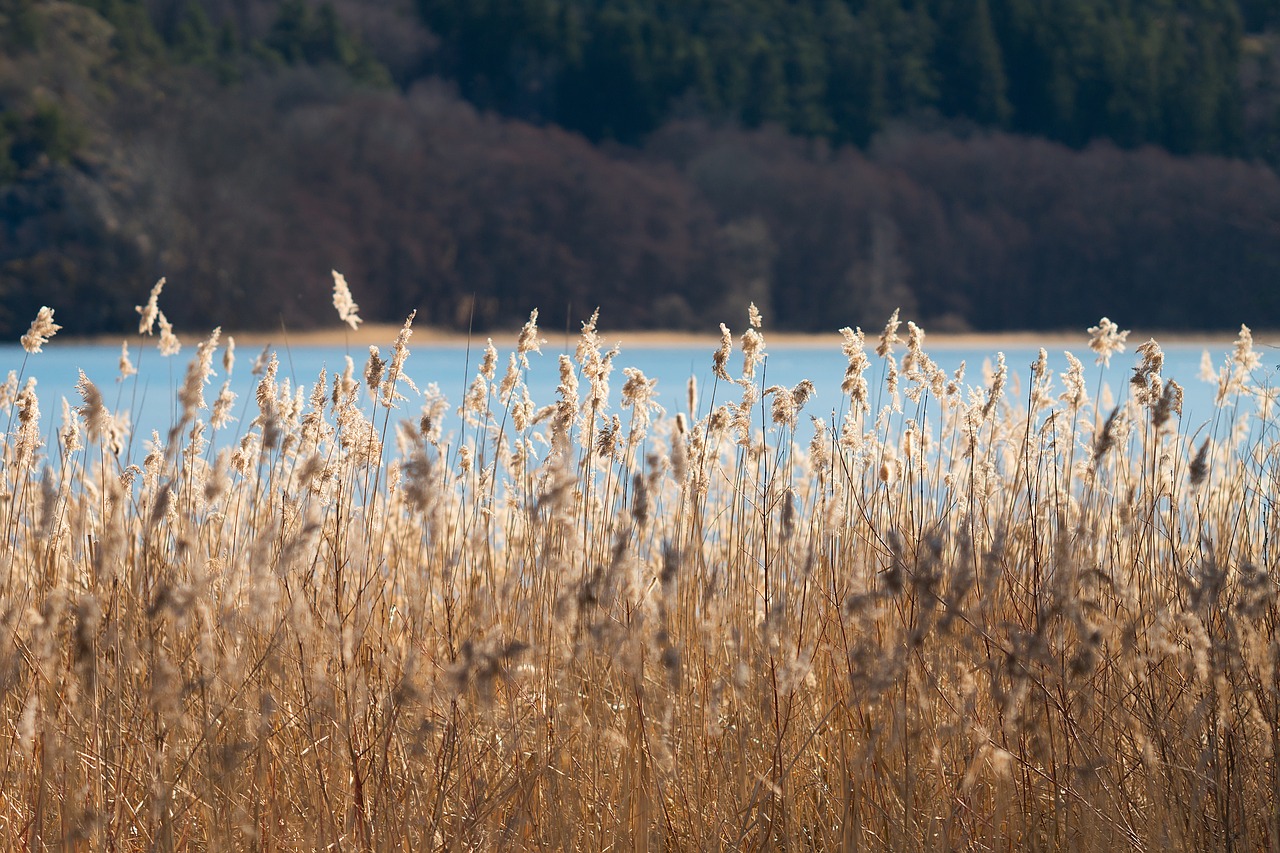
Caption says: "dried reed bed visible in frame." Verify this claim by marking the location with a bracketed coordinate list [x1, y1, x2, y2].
[0, 287, 1277, 851]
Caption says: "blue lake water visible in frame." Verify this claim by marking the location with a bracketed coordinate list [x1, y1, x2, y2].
[0, 336, 1271, 458]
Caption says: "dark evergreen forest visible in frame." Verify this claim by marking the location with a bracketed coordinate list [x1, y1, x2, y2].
[3, 0, 1280, 335]
[418, 0, 1255, 154]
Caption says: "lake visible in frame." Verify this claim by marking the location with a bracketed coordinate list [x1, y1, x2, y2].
[0, 336, 1269, 458]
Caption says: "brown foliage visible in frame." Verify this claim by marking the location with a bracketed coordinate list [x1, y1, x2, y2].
[5, 49, 1280, 337]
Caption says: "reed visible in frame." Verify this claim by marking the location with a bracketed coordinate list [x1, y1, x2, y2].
[0, 287, 1276, 851]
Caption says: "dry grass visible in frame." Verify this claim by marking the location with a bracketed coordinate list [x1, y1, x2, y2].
[1, 294, 1278, 851]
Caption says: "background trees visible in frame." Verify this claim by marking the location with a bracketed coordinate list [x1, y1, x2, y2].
[3, 0, 1280, 336]
[411, 0, 1259, 157]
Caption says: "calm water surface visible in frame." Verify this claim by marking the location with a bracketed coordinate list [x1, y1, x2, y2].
[0, 337, 1269, 457]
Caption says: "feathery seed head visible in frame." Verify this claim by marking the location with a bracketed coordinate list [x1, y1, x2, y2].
[331, 270, 362, 330]
[556, 354, 579, 408]
[946, 361, 966, 399]
[621, 367, 659, 426]
[15, 381, 42, 466]
[331, 355, 357, 407]
[581, 345, 619, 414]
[791, 378, 816, 410]
[1131, 339, 1165, 408]
[480, 338, 498, 381]
[1232, 324, 1260, 373]
[499, 352, 520, 403]
[1032, 348, 1047, 382]
[981, 353, 1006, 420]
[713, 324, 732, 381]
[211, 381, 237, 430]
[1135, 338, 1164, 376]
[876, 309, 902, 358]
[512, 386, 535, 433]
[157, 311, 181, 357]
[1199, 349, 1218, 384]
[364, 346, 385, 401]
[879, 444, 899, 484]
[886, 354, 901, 413]
[252, 353, 282, 450]
[251, 344, 271, 377]
[1087, 317, 1129, 366]
[462, 376, 487, 416]
[177, 327, 221, 419]
[670, 416, 688, 484]
[575, 309, 601, 367]
[1093, 406, 1120, 464]
[380, 311, 419, 408]
[1189, 437, 1211, 486]
[808, 416, 830, 476]
[516, 309, 543, 368]
[741, 326, 766, 380]
[1152, 379, 1182, 430]
[840, 327, 870, 412]
[769, 380, 815, 429]
[76, 370, 113, 444]
[903, 321, 925, 375]
[60, 397, 82, 455]
[765, 385, 791, 426]
[1060, 352, 1087, 410]
[118, 341, 136, 381]
[21, 307, 61, 354]
[0, 370, 17, 413]
[136, 278, 164, 335]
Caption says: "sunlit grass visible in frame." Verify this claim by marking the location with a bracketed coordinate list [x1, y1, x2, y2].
[0, 293, 1276, 850]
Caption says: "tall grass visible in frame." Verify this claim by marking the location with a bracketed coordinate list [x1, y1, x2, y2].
[0, 295, 1277, 851]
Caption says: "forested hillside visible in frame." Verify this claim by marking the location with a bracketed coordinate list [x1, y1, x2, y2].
[419, 0, 1256, 155]
[3, 0, 1280, 335]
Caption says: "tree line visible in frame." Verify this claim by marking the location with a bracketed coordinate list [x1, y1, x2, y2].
[416, 0, 1262, 157]
[8, 0, 1279, 159]
[3, 0, 1280, 338]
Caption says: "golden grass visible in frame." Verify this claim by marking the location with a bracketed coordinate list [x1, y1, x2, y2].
[1, 302, 1277, 851]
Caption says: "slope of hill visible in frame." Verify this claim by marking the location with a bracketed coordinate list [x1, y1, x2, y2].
[3, 0, 1280, 336]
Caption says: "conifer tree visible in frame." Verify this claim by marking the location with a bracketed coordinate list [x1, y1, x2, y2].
[933, 0, 1011, 125]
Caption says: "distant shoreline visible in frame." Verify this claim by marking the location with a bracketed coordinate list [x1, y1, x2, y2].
[56, 323, 1258, 351]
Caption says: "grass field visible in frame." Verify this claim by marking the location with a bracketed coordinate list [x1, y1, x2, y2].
[1, 284, 1277, 850]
